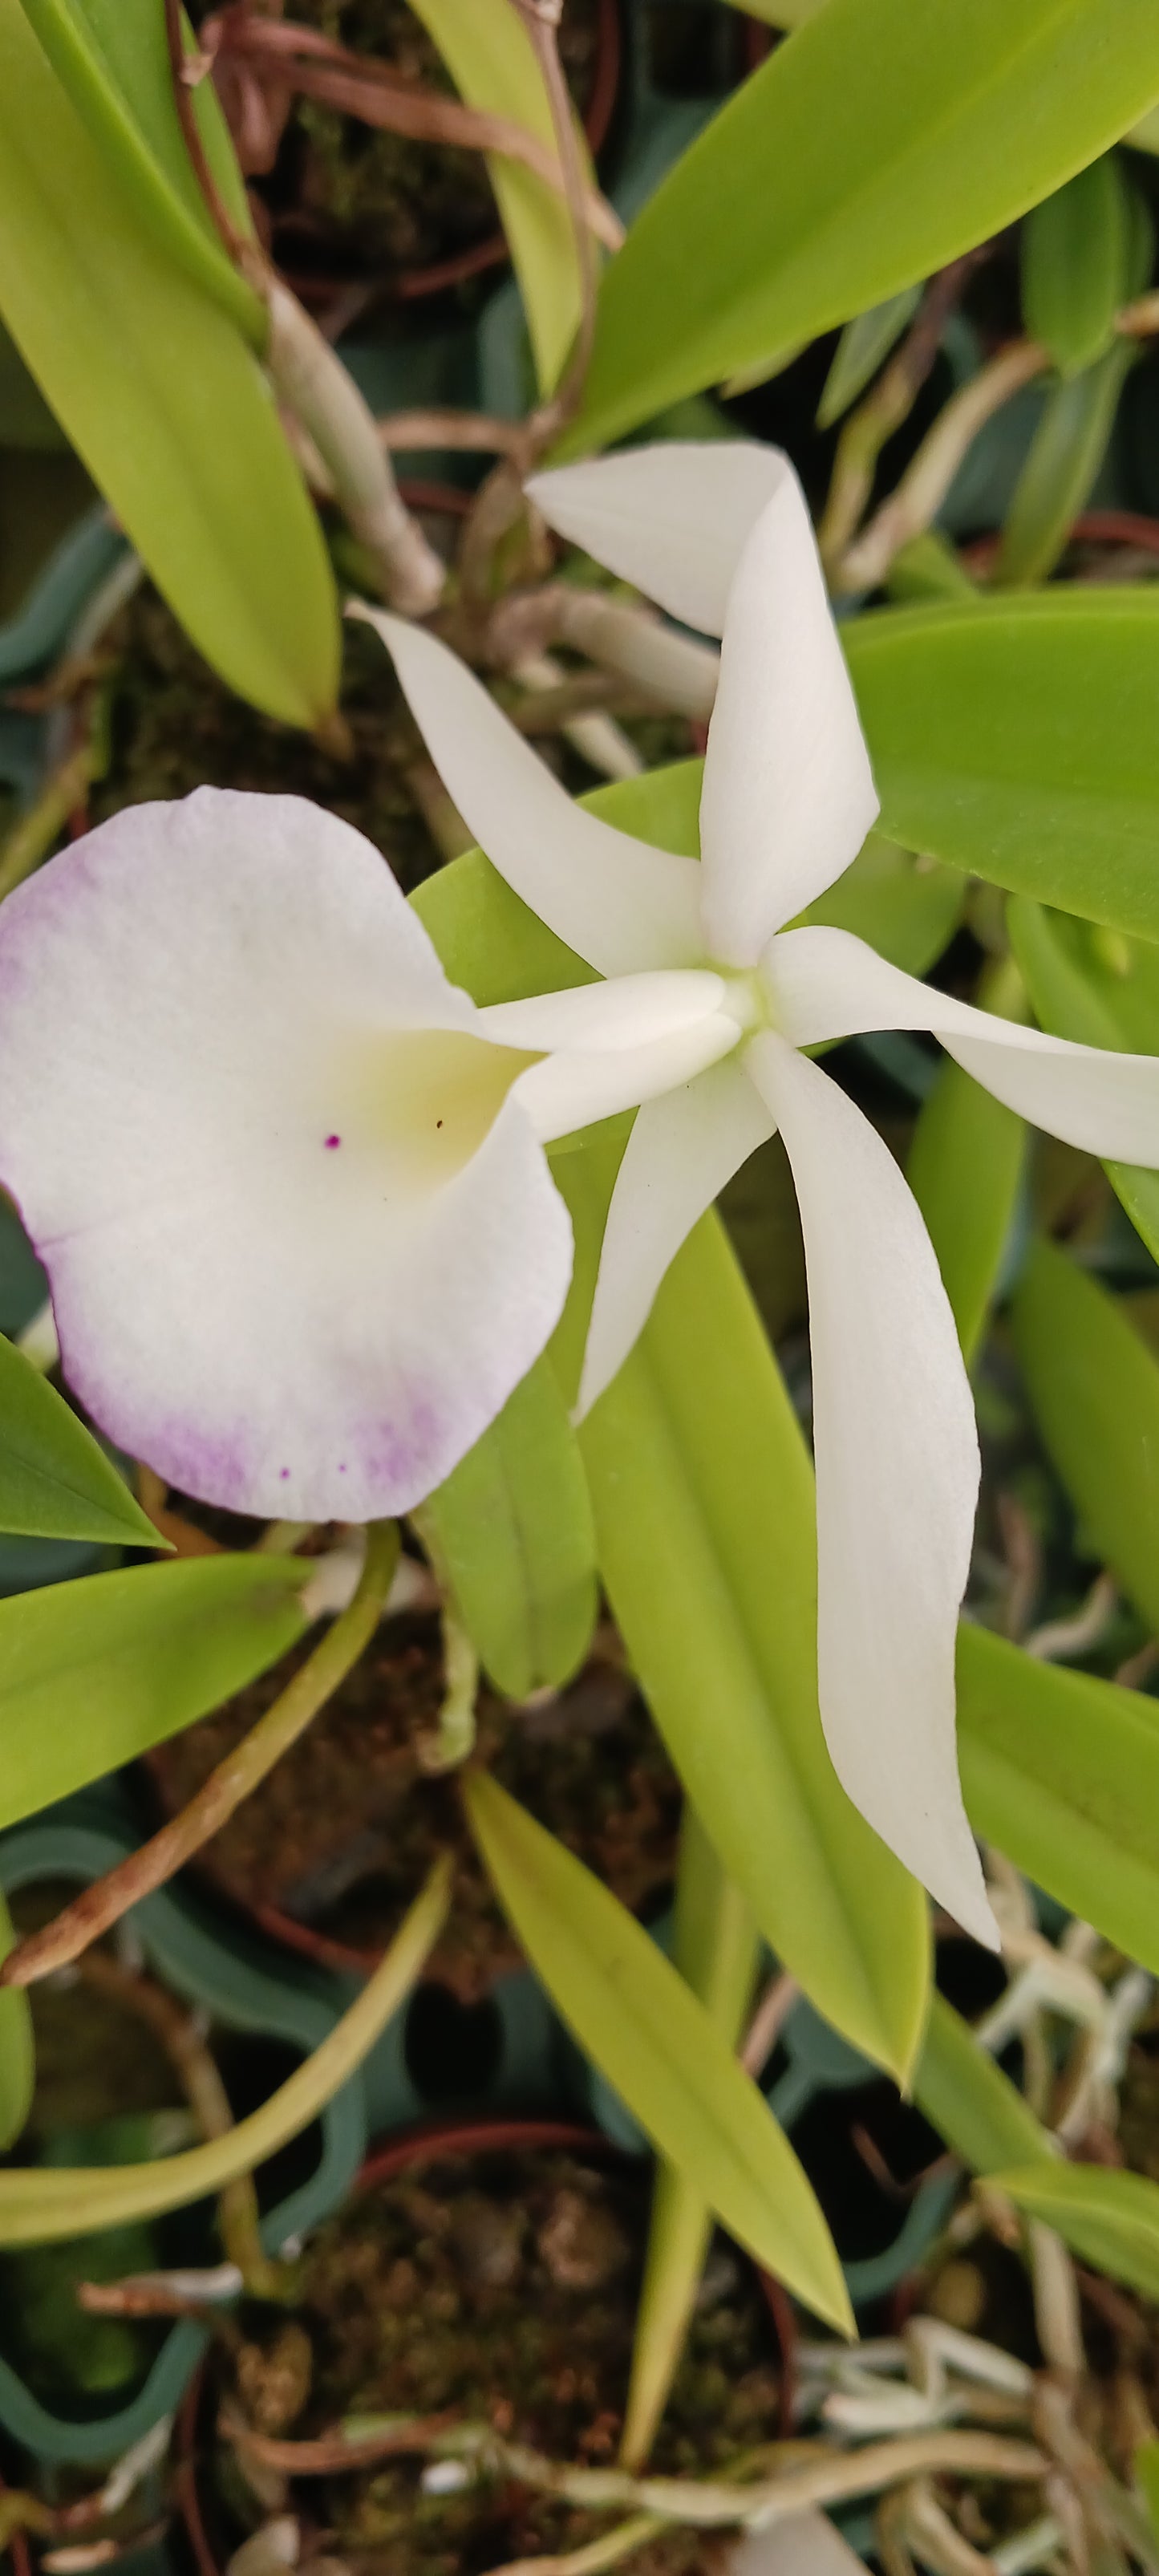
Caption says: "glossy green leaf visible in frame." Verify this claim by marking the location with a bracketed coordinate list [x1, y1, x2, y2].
[0, 1, 338, 726]
[995, 340, 1133, 586]
[1135, 2440, 1159, 2543]
[906, 959, 1026, 1364]
[1007, 895, 1159, 1260]
[0, 1334, 161, 1548]
[817, 285, 923, 428]
[956, 1623, 1159, 1975]
[0, 1554, 309, 1834]
[407, 0, 588, 394]
[0, 1860, 451, 2245]
[465, 1773, 851, 2331]
[0, 1890, 33, 2154]
[560, 0, 1159, 454]
[1021, 156, 1133, 374]
[622, 1811, 759, 2468]
[990, 2164, 1159, 2301]
[1012, 1242, 1159, 1633]
[914, 1994, 1055, 2177]
[844, 593, 1159, 943]
[420, 1356, 598, 1700]
[414, 768, 934, 2086]
[18, 0, 262, 339]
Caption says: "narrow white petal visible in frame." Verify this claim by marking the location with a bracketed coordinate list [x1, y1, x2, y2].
[526, 440, 791, 637]
[0, 790, 573, 1519]
[478, 968, 724, 1053]
[575, 1057, 774, 1416]
[699, 476, 878, 965]
[355, 605, 703, 976]
[748, 1032, 998, 1948]
[768, 927, 1159, 1164]
[514, 1008, 745, 1146]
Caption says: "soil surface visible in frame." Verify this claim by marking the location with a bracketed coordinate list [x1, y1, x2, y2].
[148, 1614, 682, 1992]
[221, 2142, 780, 2575]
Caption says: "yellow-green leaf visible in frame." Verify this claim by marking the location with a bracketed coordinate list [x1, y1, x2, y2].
[406, 0, 589, 394]
[990, 2164, 1159, 2301]
[0, 0, 338, 725]
[0, 1333, 162, 1548]
[421, 1355, 598, 1700]
[0, 1554, 310, 1832]
[464, 1773, 851, 2332]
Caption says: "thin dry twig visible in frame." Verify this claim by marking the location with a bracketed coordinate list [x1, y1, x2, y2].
[0, 1523, 399, 1988]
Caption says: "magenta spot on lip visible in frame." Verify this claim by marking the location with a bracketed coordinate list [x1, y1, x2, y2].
[338, 1462, 347, 1473]
[324, 1134, 342, 1150]
[280, 1467, 290, 1480]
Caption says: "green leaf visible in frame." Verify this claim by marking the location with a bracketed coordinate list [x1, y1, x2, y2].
[918, 2004, 1159, 2306]
[0, 1554, 310, 1833]
[0, 1, 338, 726]
[0, 1890, 33, 2154]
[464, 1773, 851, 2331]
[1007, 895, 1159, 1260]
[914, 1994, 1055, 2177]
[622, 1811, 759, 2469]
[995, 340, 1134, 587]
[906, 1066, 1023, 1363]
[905, 959, 1026, 1364]
[989, 2164, 1159, 2302]
[17, 0, 262, 339]
[413, 764, 936, 2086]
[0, 1859, 451, 2245]
[405, 0, 588, 395]
[0, 1334, 162, 1548]
[817, 286, 923, 429]
[1021, 155, 1133, 375]
[1011, 1241, 1159, 1633]
[560, 0, 1159, 455]
[564, 1186, 930, 2083]
[956, 1623, 1159, 1976]
[420, 1356, 598, 1700]
[844, 593, 1159, 943]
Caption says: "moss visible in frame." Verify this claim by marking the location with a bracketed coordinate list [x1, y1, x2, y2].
[221, 2145, 780, 2576]
[91, 586, 443, 895]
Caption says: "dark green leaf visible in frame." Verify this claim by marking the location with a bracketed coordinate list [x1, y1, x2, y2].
[465, 1773, 851, 2331]
[906, 1061, 1023, 1362]
[817, 285, 923, 428]
[0, 0, 338, 726]
[1012, 1241, 1159, 1633]
[995, 340, 1133, 586]
[420, 1356, 598, 1699]
[1021, 156, 1133, 373]
[0, 1555, 309, 1833]
[0, 1335, 161, 1548]
[845, 593, 1159, 943]
[957, 1623, 1159, 1974]
[561, 0, 1159, 454]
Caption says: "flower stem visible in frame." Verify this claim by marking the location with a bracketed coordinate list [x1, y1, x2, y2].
[0, 1521, 400, 1990]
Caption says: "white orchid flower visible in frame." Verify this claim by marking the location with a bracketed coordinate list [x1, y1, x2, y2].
[362, 443, 1159, 1947]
